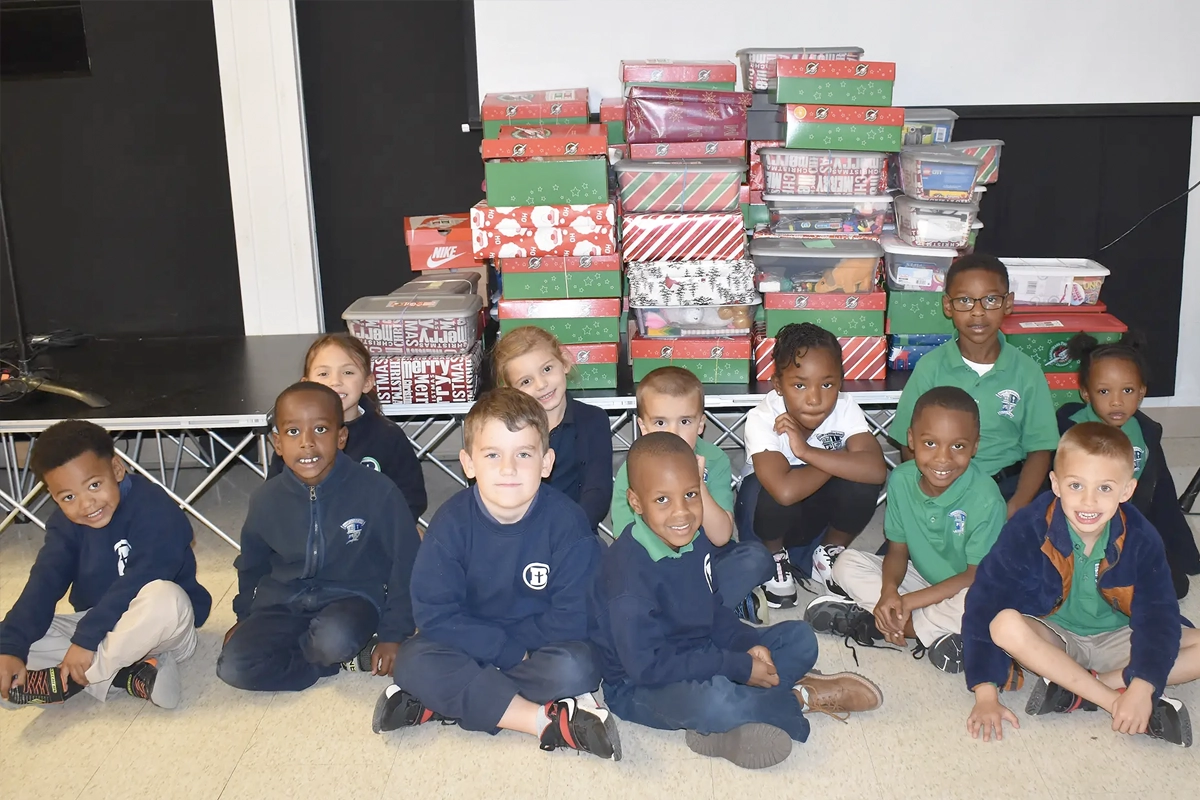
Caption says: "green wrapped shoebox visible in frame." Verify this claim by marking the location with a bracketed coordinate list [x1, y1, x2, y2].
[764, 291, 885, 338]
[499, 254, 621, 300]
[886, 290, 956, 335]
[1002, 314, 1126, 373]
[498, 298, 622, 344]
[774, 60, 896, 107]
[564, 343, 618, 389]
[781, 104, 904, 153]
[631, 335, 751, 384]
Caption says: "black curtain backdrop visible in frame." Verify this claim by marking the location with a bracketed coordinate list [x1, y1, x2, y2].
[296, 0, 485, 332]
[0, 0, 240, 338]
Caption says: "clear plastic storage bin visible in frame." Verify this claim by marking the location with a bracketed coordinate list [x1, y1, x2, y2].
[632, 302, 760, 338]
[750, 237, 882, 293]
[764, 193, 892, 236]
[894, 196, 978, 249]
[390, 273, 480, 297]
[1000, 258, 1111, 306]
[343, 294, 483, 355]
[881, 233, 958, 292]
[737, 47, 865, 91]
[902, 108, 958, 146]
[758, 148, 888, 196]
[899, 150, 982, 203]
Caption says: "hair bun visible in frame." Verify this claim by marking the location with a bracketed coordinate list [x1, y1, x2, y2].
[1119, 330, 1148, 351]
[1065, 332, 1099, 362]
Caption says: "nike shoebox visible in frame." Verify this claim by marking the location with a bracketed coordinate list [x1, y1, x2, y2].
[405, 213, 481, 271]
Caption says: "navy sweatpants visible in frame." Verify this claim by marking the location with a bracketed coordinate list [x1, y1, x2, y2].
[710, 540, 775, 607]
[393, 635, 601, 733]
[603, 620, 819, 742]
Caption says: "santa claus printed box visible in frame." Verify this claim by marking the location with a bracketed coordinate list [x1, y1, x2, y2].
[497, 298, 622, 344]
[371, 343, 481, 405]
[563, 342, 618, 389]
[755, 330, 885, 381]
[470, 201, 617, 258]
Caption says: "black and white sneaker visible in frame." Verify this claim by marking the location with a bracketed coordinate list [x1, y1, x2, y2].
[734, 586, 769, 626]
[803, 596, 892, 666]
[1024, 676, 1098, 715]
[762, 549, 798, 609]
[1146, 696, 1192, 747]
[923, 633, 964, 674]
[811, 545, 850, 599]
[342, 634, 378, 672]
[371, 685, 450, 733]
[539, 695, 622, 760]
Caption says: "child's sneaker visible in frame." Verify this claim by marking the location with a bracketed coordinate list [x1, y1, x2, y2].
[803, 596, 893, 666]
[1025, 676, 1099, 715]
[1146, 696, 1192, 747]
[734, 587, 769, 626]
[684, 723, 792, 769]
[811, 544, 850, 599]
[762, 549, 798, 609]
[4, 666, 74, 705]
[371, 685, 449, 733]
[796, 670, 884, 720]
[121, 653, 181, 709]
[342, 634, 378, 672]
[538, 695, 622, 761]
[922, 633, 964, 675]
[1001, 660, 1025, 692]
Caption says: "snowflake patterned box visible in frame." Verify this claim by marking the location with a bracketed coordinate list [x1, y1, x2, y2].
[600, 97, 627, 144]
[737, 47, 865, 92]
[614, 158, 747, 213]
[480, 88, 590, 138]
[885, 289, 955, 336]
[631, 334, 751, 384]
[754, 330, 885, 380]
[497, 298, 622, 344]
[775, 60, 896, 107]
[563, 342, 618, 389]
[763, 291, 885, 338]
[343, 295, 483, 356]
[470, 201, 617, 258]
[621, 212, 746, 262]
[1001, 314, 1126, 373]
[625, 86, 753, 144]
[779, 105, 905, 152]
[498, 254, 621, 300]
[370, 343, 481, 405]
[625, 258, 757, 306]
[758, 148, 887, 195]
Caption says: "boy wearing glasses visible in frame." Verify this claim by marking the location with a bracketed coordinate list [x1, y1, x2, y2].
[891, 254, 1058, 518]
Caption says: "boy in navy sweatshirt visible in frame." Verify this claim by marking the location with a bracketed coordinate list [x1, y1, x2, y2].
[0, 421, 211, 708]
[590, 432, 884, 769]
[217, 382, 420, 692]
[374, 388, 620, 761]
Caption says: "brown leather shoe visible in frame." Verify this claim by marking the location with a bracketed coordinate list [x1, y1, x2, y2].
[795, 671, 884, 719]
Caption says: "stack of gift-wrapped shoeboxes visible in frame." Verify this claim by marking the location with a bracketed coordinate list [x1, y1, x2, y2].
[616, 59, 759, 384]
[747, 48, 899, 381]
[473, 88, 623, 389]
[342, 221, 486, 404]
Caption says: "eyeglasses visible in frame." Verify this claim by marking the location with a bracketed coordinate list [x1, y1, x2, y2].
[947, 294, 1008, 311]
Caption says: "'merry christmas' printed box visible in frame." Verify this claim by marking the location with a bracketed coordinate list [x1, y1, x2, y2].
[371, 342, 481, 404]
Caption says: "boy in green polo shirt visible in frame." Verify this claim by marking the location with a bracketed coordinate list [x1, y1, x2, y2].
[891, 253, 1059, 519]
[805, 387, 1006, 675]
[611, 367, 774, 622]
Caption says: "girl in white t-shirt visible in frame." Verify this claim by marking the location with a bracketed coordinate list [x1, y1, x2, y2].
[734, 324, 888, 610]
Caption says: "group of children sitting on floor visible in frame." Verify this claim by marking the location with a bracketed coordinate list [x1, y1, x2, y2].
[2, 253, 1199, 766]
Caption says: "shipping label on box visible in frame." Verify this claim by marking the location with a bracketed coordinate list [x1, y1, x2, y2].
[885, 290, 956, 335]
[499, 254, 622, 299]
[482, 124, 609, 159]
[621, 212, 746, 261]
[781, 105, 905, 152]
[631, 334, 751, 384]
[471, 201, 617, 258]
[371, 343, 481, 404]
[620, 59, 738, 84]
[1001, 314, 1126, 373]
[775, 60, 896, 106]
[627, 140, 747, 160]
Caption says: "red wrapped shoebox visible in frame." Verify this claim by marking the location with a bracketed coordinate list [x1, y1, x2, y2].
[404, 213, 480, 271]
[627, 140, 747, 160]
[621, 212, 746, 262]
[625, 86, 752, 144]
[620, 59, 738, 84]
[480, 124, 608, 159]
[480, 88, 590, 136]
[754, 330, 885, 381]
[600, 97, 626, 122]
[371, 343, 481, 405]
[470, 201, 617, 258]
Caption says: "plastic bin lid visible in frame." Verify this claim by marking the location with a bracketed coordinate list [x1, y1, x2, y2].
[763, 193, 893, 207]
[1002, 313, 1126, 334]
[391, 274, 480, 295]
[756, 147, 888, 161]
[613, 157, 747, 174]
[894, 195, 979, 212]
[945, 139, 1005, 149]
[903, 108, 959, 122]
[750, 236, 882, 259]
[879, 232, 958, 257]
[342, 294, 482, 320]
[899, 149, 982, 167]
[999, 257, 1110, 277]
[736, 46, 865, 56]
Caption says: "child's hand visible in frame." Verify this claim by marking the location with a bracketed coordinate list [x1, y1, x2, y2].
[1005, 498, 1019, 520]
[773, 414, 809, 457]
[874, 592, 908, 646]
[1111, 679, 1154, 735]
[696, 453, 706, 481]
[223, 623, 240, 646]
[372, 642, 400, 677]
[58, 644, 94, 687]
[747, 655, 780, 689]
[967, 696, 1019, 742]
[0, 655, 28, 701]
[747, 645, 775, 667]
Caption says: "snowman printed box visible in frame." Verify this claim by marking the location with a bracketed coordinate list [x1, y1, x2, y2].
[470, 201, 617, 258]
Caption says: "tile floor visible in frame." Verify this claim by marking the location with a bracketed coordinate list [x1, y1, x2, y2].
[2, 418, 1199, 800]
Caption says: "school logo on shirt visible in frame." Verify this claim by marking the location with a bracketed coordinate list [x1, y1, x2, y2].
[815, 431, 846, 451]
[995, 389, 1020, 418]
[523, 562, 550, 590]
[113, 539, 131, 576]
[360, 457, 381, 472]
[703, 553, 715, 594]
[341, 518, 366, 544]
[702, 467, 710, 484]
[1133, 446, 1144, 474]
[949, 510, 967, 536]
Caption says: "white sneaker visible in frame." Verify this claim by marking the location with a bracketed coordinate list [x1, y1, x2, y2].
[762, 549, 798, 609]
[812, 545, 851, 599]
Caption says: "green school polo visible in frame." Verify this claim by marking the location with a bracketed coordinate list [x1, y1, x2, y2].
[611, 438, 733, 538]
[629, 516, 700, 561]
[884, 460, 1006, 585]
[1068, 405, 1147, 479]
[1046, 522, 1130, 636]
[892, 335, 1060, 477]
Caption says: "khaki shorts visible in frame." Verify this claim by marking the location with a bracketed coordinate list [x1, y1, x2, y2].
[1026, 616, 1133, 674]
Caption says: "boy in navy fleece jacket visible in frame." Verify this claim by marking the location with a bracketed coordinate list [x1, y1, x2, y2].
[375, 388, 620, 761]
[217, 382, 420, 692]
[0, 421, 211, 708]
[590, 432, 883, 769]
[964, 423, 1200, 747]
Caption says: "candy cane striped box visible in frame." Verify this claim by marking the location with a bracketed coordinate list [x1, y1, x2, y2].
[754, 329, 885, 381]
[621, 212, 746, 262]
